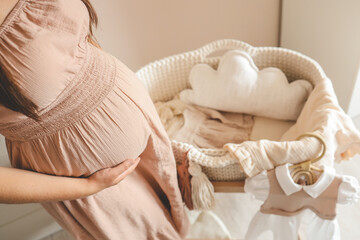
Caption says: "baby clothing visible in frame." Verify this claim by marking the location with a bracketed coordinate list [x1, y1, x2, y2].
[244, 163, 360, 240]
[172, 104, 253, 148]
[155, 94, 254, 149]
[260, 167, 341, 220]
[154, 95, 188, 138]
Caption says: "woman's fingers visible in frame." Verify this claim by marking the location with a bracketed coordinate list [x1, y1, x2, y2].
[88, 157, 141, 191]
[113, 157, 141, 183]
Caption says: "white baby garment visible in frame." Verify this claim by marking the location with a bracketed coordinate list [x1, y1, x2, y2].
[244, 163, 360, 240]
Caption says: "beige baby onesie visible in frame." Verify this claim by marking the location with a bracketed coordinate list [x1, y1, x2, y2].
[261, 169, 342, 220]
[172, 104, 253, 148]
[155, 94, 254, 149]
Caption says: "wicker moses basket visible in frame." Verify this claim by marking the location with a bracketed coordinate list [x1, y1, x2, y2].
[135, 39, 330, 210]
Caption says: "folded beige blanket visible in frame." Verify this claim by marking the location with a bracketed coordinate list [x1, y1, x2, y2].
[224, 78, 360, 177]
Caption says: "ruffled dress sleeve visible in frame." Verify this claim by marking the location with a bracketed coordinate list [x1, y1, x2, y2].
[244, 170, 270, 201]
[337, 175, 360, 204]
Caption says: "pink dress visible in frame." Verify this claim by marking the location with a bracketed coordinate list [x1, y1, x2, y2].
[0, 0, 190, 239]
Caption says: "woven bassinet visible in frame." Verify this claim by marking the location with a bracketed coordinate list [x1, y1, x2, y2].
[135, 39, 327, 209]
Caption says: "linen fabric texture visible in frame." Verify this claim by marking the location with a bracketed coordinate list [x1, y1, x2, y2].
[0, 0, 190, 239]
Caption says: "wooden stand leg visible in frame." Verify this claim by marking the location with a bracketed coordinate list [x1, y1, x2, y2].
[211, 181, 245, 193]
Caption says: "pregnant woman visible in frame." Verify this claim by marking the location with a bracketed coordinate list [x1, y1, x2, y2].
[0, 0, 190, 239]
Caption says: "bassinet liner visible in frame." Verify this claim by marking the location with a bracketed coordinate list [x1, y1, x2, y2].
[135, 39, 327, 209]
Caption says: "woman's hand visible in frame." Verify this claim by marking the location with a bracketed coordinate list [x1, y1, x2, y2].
[87, 157, 141, 192]
[0, 157, 141, 204]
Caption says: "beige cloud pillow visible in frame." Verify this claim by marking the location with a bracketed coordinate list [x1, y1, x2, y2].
[179, 50, 313, 120]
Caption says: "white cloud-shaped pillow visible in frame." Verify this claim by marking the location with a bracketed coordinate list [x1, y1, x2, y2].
[179, 50, 313, 120]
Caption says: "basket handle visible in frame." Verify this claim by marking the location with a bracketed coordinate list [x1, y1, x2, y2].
[198, 39, 254, 60]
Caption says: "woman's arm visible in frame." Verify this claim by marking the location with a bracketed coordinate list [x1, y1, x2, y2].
[0, 157, 140, 204]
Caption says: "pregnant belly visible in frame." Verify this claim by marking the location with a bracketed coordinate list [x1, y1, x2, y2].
[6, 75, 152, 177]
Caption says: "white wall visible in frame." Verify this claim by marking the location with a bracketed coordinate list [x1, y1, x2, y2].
[281, 0, 360, 117]
[92, 0, 281, 71]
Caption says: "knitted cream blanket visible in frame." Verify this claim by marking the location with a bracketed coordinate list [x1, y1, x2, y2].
[224, 78, 360, 177]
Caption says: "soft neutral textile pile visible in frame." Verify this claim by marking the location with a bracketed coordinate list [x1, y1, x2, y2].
[149, 47, 360, 239]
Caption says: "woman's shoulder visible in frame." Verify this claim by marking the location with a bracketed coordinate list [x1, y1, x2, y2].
[0, 2, 17, 25]
[0, 0, 88, 37]
[0, 0, 21, 26]
[0, 0, 91, 115]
